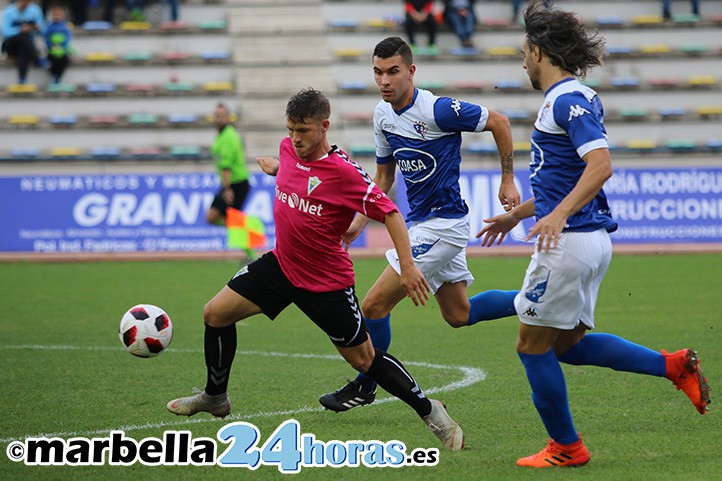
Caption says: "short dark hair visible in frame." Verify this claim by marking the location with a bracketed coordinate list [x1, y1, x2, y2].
[523, 0, 605, 78]
[286, 88, 330, 123]
[373, 36, 413, 66]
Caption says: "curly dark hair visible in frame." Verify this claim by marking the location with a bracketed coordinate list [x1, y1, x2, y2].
[285, 87, 331, 123]
[523, 0, 605, 78]
[373, 36, 413, 66]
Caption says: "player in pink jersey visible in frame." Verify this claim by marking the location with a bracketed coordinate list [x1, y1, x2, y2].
[167, 88, 465, 450]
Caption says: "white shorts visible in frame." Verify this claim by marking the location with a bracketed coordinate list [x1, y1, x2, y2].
[515, 229, 612, 330]
[386, 215, 474, 294]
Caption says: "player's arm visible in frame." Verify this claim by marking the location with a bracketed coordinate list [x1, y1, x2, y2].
[483, 109, 520, 211]
[256, 156, 279, 176]
[477, 198, 535, 246]
[383, 210, 430, 306]
[220, 168, 234, 203]
[527, 148, 612, 252]
[341, 161, 396, 250]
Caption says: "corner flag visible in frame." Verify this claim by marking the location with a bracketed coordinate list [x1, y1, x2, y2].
[226, 207, 266, 250]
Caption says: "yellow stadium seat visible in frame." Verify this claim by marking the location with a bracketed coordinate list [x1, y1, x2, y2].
[698, 106, 722, 118]
[85, 52, 116, 62]
[366, 18, 396, 28]
[9, 115, 40, 126]
[688, 76, 717, 87]
[513, 141, 531, 152]
[487, 46, 518, 57]
[632, 15, 663, 25]
[640, 44, 672, 54]
[626, 139, 657, 150]
[7, 84, 38, 94]
[203, 81, 233, 92]
[50, 147, 81, 157]
[334, 48, 364, 59]
[120, 21, 151, 30]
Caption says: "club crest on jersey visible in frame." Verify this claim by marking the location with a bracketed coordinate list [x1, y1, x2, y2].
[540, 101, 551, 122]
[307, 176, 321, 195]
[413, 121, 429, 139]
[525, 268, 551, 303]
[568, 104, 590, 121]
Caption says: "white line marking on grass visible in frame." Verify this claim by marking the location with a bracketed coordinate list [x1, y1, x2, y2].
[0, 344, 486, 444]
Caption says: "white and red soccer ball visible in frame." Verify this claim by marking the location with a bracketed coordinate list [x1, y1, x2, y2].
[119, 304, 173, 358]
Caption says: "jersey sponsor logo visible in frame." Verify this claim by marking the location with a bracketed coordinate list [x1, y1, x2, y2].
[275, 185, 324, 216]
[413, 121, 429, 139]
[307, 176, 321, 195]
[525, 268, 550, 303]
[450, 99, 462, 117]
[393, 148, 437, 184]
[568, 104, 590, 122]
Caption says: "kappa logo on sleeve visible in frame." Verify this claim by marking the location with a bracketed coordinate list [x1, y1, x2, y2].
[568, 104, 590, 122]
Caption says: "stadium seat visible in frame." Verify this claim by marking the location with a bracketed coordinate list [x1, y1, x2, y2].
[85, 82, 117, 94]
[594, 16, 625, 27]
[127, 113, 159, 125]
[203, 81, 233, 93]
[672, 13, 700, 24]
[200, 50, 231, 62]
[680, 44, 708, 55]
[658, 107, 687, 120]
[482, 18, 510, 27]
[328, 18, 360, 30]
[334, 48, 364, 60]
[10, 147, 39, 158]
[124, 51, 153, 62]
[88, 114, 119, 126]
[495, 79, 524, 91]
[649, 77, 680, 88]
[580, 78, 601, 88]
[688, 75, 717, 87]
[85, 52, 116, 62]
[164, 81, 195, 93]
[120, 21, 151, 31]
[417, 80, 446, 90]
[466, 143, 498, 155]
[618, 108, 649, 121]
[513, 141, 531, 152]
[487, 46, 518, 58]
[448, 46, 479, 57]
[632, 15, 663, 25]
[198, 20, 226, 31]
[366, 18, 397, 28]
[610, 76, 640, 89]
[46, 82, 77, 94]
[501, 109, 531, 121]
[666, 139, 697, 152]
[8, 115, 39, 126]
[129, 146, 161, 158]
[167, 113, 199, 125]
[49, 114, 78, 126]
[6, 83, 38, 94]
[606, 45, 633, 56]
[82, 21, 112, 31]
[50, 147, 81, 157]
[640, 44, 672, 55]
[91, 146, 121, 159]
[162, 51, 192, 62]
[698, 106, 722, 119]
[705, 139, 722, 150]
[349, 144, 376, 157]
[343, 111, 373, 124]
[125, 83, 155, 94]
[170, 145, 202, 158]
[453, 81, 484, 92]
[626, 139, 658, 152]
[159, 21, 189, 31]
[338, 80, 369, 93]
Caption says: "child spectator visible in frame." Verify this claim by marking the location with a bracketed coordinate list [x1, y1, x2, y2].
[45, 4, 73, 83]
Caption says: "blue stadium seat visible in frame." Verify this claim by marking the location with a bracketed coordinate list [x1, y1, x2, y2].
[449, 47, 479, 57]
[705, 139, 722, 151]
[200, 50, 231, 61]
[466, 144, 498, 155]
[610, 76, 640, 89]
[91, 147, 121, 159]
[85, 82, 117, 94]
[10, 147, 39, 158]
[82, 21, 112, 31]
[167, 113, 199, 125]
[495, 79, 524, 91]
[49, 114, 78, 126]
[594, 16, 625, 27]
[338, 80, 369, 92]
[607, 45, 634, 56]
[658, 107, 687, 120]
[501, 109, 531, 121]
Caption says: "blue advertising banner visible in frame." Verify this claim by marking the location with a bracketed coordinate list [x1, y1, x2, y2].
[396, 167, 722, 246]
[0, 172, 279, 253]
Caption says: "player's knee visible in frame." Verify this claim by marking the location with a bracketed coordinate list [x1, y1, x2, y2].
[202, 301, 225, 328]
[360, 297, 388, 320]
[346, 349, 375, 373]
[442, 313, 468, 329]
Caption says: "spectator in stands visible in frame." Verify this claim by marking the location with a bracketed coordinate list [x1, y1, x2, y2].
[45, 4, 72, 83]
[41, 0, 86, 26]
[662, 0, 700, 20]
[511, 0, 551, 23]
[1, 0, 46, 84]
[404, 0, 437, 54]
[444, 0, 477, 49]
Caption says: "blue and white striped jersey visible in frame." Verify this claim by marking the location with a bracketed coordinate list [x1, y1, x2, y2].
[530, 78, 617, 232]
[374, 88, 489, 223]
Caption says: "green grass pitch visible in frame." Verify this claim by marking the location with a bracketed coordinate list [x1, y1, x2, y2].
[1, 253, 720, 480]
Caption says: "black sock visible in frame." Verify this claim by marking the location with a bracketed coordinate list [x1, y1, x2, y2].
[365, 348, 432, 417]
[203, 323, 237, 396]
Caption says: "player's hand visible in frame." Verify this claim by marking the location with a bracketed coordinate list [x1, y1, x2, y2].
[341, 215, 369, 251]
[399, 265, 430, 307]
[526, 211, 567, 252]
[476, 211, 521, 247]
[498, 178, 521, 212]
[256, 156, 279, 176]
[222, 188, 234, 204]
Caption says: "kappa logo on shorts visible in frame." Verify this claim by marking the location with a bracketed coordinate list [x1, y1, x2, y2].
[525, 269, 551, 303]
[411, 239, 440, 259]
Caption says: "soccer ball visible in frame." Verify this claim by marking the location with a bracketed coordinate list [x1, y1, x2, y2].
[119, 304, 173, 358]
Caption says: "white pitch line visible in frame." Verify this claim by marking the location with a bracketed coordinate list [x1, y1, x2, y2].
[0, 344, 486, 444]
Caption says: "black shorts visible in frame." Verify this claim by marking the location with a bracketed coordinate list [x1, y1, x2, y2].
[211, 180, 250, 215]
[227, 252, 368, 347]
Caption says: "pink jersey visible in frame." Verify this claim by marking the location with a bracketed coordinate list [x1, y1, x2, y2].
[272, 137, 398, 292]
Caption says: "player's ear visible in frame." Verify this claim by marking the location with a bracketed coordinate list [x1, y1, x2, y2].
[322, 119, 330, 132]
[408, 64, 416, 79]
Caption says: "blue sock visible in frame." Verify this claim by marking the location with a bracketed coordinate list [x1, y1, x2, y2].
[355, 314, 391, 393]
[467, 290, 518, 326]
[519, 350, 578, 445]
[558, 333, 666, 377]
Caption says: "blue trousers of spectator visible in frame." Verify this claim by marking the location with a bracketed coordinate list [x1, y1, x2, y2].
[1, 33, 40, 83]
